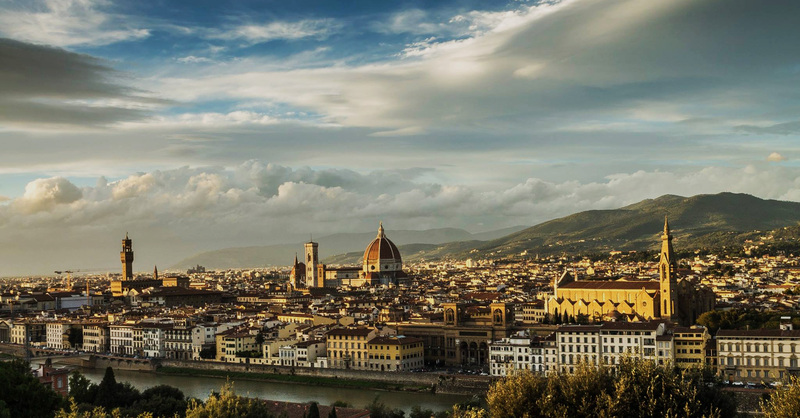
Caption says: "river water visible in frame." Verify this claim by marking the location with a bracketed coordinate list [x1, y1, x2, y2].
[33, 359, 470, 414]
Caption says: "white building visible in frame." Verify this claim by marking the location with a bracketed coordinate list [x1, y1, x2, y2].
[489, 332, 548, 377]
[110, 324, 135, 356]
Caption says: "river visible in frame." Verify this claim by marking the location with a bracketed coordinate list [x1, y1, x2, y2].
[33, 359, 471, 414]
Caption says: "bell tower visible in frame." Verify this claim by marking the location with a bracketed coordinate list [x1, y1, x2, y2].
[304, 240, 319, 288]
[659, 217, 678, 319]
[120, 233, 134, 281]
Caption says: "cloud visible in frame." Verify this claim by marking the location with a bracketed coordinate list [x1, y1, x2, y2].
[208, 19, 340, 44]
[0, 38, 160, 129]
[153, 0, 800, 138]
[767, 152, 787, 162]
[3, 161, 800, 274]
[0, 0, 149, 47]
[13, 177, 83, 214]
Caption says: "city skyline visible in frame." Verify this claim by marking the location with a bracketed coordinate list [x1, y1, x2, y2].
[1, 0, 800, 275]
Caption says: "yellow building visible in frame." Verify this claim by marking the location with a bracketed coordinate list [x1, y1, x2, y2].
[326, 327, 379, 370]
[216, 328, 259, 362]
[367, 336, 424, 372]
[547, 218, 715, 326]
[673, 326, 710, 368]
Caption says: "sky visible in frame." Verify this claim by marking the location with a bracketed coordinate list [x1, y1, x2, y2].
[1, 0, 800, 276]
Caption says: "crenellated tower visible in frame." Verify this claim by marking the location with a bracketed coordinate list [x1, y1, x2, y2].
[120, 233, 134, 281]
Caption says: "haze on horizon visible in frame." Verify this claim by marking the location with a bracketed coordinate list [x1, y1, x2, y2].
[1, 0, 799, 276]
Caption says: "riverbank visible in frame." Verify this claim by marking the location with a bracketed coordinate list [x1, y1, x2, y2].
[158, 366, 433, 393]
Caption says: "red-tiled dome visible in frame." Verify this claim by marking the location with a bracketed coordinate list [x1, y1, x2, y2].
[362, 222, 402, 268]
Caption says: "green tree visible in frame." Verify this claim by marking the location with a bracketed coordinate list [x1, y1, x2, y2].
[761, 376, 800, 418]
[185, 382, 274, 418]
[365, 397, 405, 418]
[409, 405, 434, 418]
[69, 370, 97, 405]
[128, 384, 187, 418]
[327, 406, 338, 418]
[308, 402, 320, 418]
[486, 358, 735, 418]
[0, 359, 64, 418]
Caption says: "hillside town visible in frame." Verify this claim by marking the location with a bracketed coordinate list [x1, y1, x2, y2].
[2, 221, 800, 386]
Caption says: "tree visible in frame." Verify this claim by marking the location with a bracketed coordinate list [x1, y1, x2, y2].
[365, 397, 405, 418]
[69, 370, 97, 405]
[0, 359, 64, 418]
[198, 347, 216, 360]
[409, 405, 434, 418]
[185, 382, 274, 418]
[308, 402, 320, 418]
[128, 384, 187, 418]
[93, 367, 141, 410]
[327, 406, 338, 418]
[485, 358, 736, 418]
[761, 376, 800, 418]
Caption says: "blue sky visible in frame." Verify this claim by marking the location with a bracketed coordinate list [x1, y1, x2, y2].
[1, 0, 800, 275]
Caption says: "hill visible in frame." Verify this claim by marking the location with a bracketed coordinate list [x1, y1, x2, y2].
[393, 192, 800, 262]
[169, 226, 527, 270]
[171, 193, 800, 269]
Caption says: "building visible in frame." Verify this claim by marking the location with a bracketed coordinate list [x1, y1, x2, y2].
[164, 325, 193, 360]
[367, 335, 424, 372]
[216, 328, 259, 362]
[489, 332, 547, 376]
[35, 359, 69, 397]
[673, 326, 711, 368]
[46, 322, 71, 350]
[326, 327, 380, 370]
[717, 319, 800, 383]
[110, 323, 135, 356]
[554, 321, 671, 373]
[397, 302, 515, 368]
[82, 322, 110, 353]
[547, 218, 715, 326]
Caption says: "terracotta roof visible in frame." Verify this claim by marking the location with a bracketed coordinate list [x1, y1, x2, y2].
[717, 329, 800, 338]
[600, 321, 663, 331]
[326, 327, 374, 337]
[560, 280, 659, 290]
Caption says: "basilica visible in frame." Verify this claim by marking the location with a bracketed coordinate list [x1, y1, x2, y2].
[290, 222, 407, 289]
[546, 218, 715, 326]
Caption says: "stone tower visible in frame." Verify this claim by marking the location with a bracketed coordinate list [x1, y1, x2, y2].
[304, 240, 319, 288]
[659, 217, 678, 319]
[120, 233, 134, 281]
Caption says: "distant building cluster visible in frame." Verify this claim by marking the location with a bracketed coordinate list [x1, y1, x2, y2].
[1, 218, 800, 384]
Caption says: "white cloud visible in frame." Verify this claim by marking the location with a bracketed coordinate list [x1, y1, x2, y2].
[767, 152, 787, 162]
[2, 162, 800, 274]
[176, 56, 215, 64]
[0, 0, 150, 47]
[209, 19, 340, 44]
[13, 176, 82, 214]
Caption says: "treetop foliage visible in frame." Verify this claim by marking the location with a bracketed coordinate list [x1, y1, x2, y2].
[483, 358, 736, 418]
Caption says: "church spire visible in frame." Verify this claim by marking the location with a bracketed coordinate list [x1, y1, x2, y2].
[663, 216, 670, 235]
[153, 265, 158, 280]
[377, 221, 385, 238]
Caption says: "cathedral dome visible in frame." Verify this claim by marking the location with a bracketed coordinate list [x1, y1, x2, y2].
[362, 222, 402, 272]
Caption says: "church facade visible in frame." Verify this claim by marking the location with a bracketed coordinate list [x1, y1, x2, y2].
[547, 218, 715, 326]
